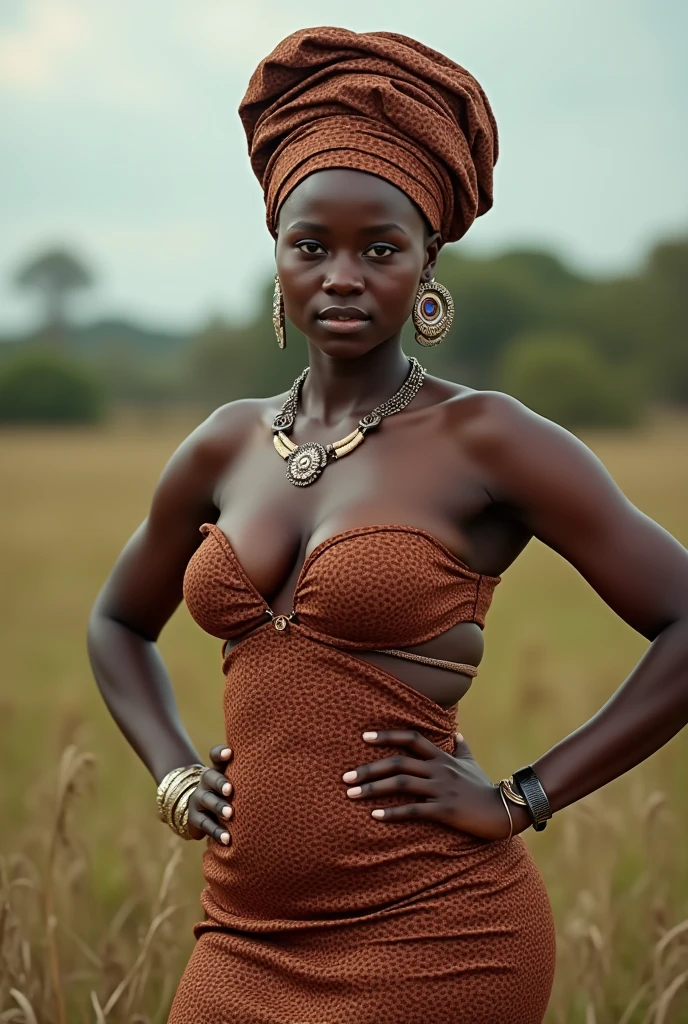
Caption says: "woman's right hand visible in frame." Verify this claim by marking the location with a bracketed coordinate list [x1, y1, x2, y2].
[187, 744, 234, 844]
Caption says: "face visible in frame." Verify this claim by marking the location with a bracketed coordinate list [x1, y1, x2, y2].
[275, 168, 441, 356]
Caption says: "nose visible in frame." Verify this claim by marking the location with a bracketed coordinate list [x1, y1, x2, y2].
[322, 252, 364, 295]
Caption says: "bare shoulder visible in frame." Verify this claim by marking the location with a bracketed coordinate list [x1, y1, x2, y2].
[142, 396, 272, 531]
[443, 387, 688, 639]
[185, 397, 267, 465]
[444, 385, 555, 442]
[445, 387, 599, 496]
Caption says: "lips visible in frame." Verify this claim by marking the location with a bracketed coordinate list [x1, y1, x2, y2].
[317, 305, 371, 322]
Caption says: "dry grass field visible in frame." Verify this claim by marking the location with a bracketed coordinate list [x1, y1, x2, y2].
[1, 406, 687, 1023]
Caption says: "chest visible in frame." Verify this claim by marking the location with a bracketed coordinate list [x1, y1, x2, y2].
[212, 403, 492, 610]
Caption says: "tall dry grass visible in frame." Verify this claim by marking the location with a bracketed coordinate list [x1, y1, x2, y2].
[1, 408, 687, 1020]
[1, 746, 193, 1024]
[1, 745, 687, 1022]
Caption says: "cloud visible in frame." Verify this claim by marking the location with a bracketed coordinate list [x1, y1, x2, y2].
[0, 0, 685, 331]
[0, 2, 89, 89]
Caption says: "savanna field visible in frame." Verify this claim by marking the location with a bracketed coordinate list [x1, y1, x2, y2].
[1, 408, 687, 1023]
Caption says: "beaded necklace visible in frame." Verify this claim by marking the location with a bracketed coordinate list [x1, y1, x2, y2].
[271, 356, 426, 487]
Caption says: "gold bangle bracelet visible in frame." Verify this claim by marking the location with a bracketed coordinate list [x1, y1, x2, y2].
[169, 787, 197, 839]
[161, 773, 199, 825]
[164, 778, 201, 831]
[500, 775, 527, 807]
[497, 782, 513, 842]
[177, 798, 193, 839]
[159, 773, 204, 839]
[171, 779, 202, 831]
[156, 764, 205, 826]
[156, 766, 190, 819]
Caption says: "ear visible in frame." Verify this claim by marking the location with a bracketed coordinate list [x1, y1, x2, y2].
[421, 231, 442, 282]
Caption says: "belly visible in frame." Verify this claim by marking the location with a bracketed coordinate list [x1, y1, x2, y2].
[202, 627, 515, 926]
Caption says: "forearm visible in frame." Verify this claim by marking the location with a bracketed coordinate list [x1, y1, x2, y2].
[532, 618, 688, 815]
[87, 612, 202, 784]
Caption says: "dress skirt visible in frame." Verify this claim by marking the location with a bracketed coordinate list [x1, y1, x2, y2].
[168, 624, 556, 1024]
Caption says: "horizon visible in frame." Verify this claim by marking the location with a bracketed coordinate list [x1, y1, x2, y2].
[2, 0, 686, 334]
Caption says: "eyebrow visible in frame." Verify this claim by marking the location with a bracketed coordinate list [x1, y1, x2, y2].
[286, 220, 408, 236]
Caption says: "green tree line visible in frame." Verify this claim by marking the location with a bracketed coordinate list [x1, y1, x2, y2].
[0, 236, 685, 430]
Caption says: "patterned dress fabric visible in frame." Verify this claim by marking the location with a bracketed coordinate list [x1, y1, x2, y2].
[168, 522, 556, 1023]
[238, 26, 499, 243]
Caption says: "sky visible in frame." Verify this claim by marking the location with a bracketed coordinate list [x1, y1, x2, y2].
[1, 0, 686, 333]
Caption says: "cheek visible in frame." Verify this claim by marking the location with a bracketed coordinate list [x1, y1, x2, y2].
[276, 257, 312, 302]
[373, 265, 421, 315]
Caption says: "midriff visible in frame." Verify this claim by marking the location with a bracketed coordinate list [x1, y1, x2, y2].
[224, 618, 484, 710]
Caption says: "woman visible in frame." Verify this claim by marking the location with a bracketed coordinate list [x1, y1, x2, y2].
[87, 27, 688, 1024]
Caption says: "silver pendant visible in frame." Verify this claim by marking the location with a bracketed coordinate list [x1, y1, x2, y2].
[286, 442, 329, 487]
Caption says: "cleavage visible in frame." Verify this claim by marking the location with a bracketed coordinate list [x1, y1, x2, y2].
[216, 515, 486, 711]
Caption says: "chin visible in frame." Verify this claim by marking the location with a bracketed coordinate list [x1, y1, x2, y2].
[308, 340, 375, 357]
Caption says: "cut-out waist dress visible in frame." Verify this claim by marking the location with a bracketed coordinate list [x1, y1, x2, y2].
[168, 523, 556, 1024]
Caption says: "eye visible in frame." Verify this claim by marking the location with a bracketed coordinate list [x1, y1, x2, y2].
[365, 244, 397, 259]
[295, 240, 326, 256]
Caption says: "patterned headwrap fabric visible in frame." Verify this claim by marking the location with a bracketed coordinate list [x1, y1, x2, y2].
[239, 26, 499, 244]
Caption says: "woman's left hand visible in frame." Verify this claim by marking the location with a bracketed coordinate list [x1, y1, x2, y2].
[341, 729, 518, 840]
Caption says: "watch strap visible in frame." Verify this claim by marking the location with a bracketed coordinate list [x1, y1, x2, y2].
[512, 765, 551, 831]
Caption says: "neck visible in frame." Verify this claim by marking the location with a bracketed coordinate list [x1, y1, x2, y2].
[298, 338, 412, 427]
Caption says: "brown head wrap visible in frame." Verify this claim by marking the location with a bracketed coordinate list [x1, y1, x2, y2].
[239, 26, 498, 244]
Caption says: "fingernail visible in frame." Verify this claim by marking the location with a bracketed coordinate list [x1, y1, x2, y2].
[222, 806, 232, 818]
[342, 771, 357, 782]
[222, 783, 231, 795]
[456, 733, 463, 742]
[362, 732, 377, 740]
[371, 809, 384, 819]
[220, 832, 230, 844]
[346, 786, 362, 797]
[221, 748, 231, 758]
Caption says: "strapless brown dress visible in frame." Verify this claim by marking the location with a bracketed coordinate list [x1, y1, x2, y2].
[169, 523, 556, 1024]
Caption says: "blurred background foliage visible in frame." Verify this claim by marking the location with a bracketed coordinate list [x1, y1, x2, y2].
[1, 234, 686, 428]
[2, 230, 687, 1024]
[2, 3, 686, 1017]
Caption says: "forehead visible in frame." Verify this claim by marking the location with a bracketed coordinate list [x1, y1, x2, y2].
[277, 168, 426, 233]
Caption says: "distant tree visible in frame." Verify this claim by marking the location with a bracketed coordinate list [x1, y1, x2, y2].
[431, 248, 582, 387]
[185, 316, 258, 408]
[497, 331, 644, 431]
[642, 238, 688, 402]
[13, 248, 95, 338]
[183, 284, 311, 408]
[0, 349, 106, 424]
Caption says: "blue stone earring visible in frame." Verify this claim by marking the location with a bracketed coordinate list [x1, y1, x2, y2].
[412, 279, 454, 347]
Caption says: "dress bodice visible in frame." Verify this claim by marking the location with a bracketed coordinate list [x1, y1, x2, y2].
[183, 522, 501, 650]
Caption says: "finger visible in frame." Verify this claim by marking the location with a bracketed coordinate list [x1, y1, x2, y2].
[361, 729, 439, 758]
[209, 744, 232, 767]
[453, 735, 476, 760]
[189, 811, 231, 845]
[201, 767, 233, 797]
[346, 774, 436, 800]
[343, 754, 431, 784]
[369, 802, 440, 822]
[199, 789, 233, 821]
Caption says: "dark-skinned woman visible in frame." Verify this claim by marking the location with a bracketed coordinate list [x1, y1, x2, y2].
[86, 26, 688, 1024]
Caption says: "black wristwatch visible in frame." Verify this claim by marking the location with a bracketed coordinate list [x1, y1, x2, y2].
[512, 765, 552, 831]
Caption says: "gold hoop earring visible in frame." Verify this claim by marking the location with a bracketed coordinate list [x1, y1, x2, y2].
[412, 279, 454, 347]
[273, 274, 286, 349]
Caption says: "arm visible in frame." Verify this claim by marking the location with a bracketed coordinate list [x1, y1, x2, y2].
[473, 393, 688, 831]
[86, 400, 255, 786]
